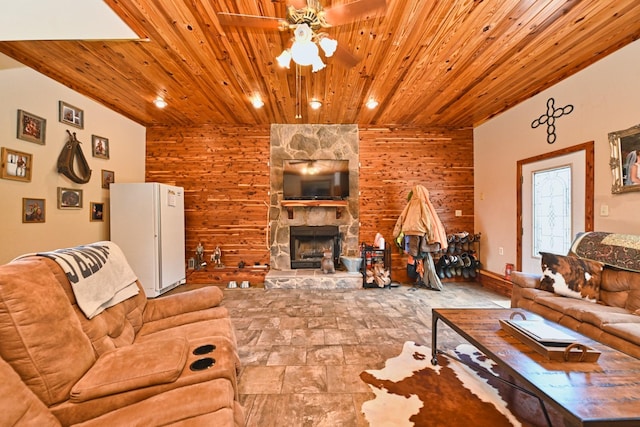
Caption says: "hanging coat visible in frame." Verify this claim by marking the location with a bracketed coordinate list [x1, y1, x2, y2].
[392, 185, 447, 251]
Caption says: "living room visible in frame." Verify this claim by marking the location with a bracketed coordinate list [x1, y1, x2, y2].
[2, 41, 640, 279]
[2, 1, 640, 425]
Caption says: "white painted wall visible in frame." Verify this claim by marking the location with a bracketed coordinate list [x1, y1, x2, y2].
[0, 53, 145, 263]
[474, 39, 640, 275]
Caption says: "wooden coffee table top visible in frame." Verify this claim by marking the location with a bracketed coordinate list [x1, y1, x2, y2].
[432, 308, 640, 426]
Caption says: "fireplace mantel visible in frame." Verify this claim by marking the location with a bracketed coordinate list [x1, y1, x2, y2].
[280, 200, 348, 219]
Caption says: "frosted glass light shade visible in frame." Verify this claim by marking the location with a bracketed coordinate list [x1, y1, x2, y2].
[291, 40, 320, 66]
[276, 50, 292, 68]
[319, 37, 337, 57]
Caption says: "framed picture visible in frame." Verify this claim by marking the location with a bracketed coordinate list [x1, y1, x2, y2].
[609, 124, 640, 194]
[102, 169, 115, 189]
[22, 198, 45, 223]
[90, 202, 105, 222]
[92, 135, 109, 159]
[17, 110, 46, 144]
[1, 147, 32, 182]
[58, 101, 84, 129]
[58, 187, 83, 209]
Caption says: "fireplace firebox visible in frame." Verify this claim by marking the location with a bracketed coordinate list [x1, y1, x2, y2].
[290, 225, 340, 269]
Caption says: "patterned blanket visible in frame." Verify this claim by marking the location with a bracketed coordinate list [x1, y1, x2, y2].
[570, 232, 640, 272]
[35, 241, 139, 318]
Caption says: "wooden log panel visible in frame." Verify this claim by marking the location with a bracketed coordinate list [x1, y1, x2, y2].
[186, 267, 267, 286]
[358, 127, 474, 283]
[146, 124, 474, 285]
[146, 125, 272, 278]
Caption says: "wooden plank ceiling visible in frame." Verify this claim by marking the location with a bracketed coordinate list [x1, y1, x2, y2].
[1, 0, 639, 128]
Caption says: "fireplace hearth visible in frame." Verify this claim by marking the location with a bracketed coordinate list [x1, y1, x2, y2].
[290, 225, 340, 269]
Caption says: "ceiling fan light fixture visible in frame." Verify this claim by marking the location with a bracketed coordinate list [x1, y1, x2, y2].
[293, 23, 313, 43]
[319, 36, 337, 57]
[153, 97, 167, 108]
[366, 99, 379, 109]
[276, 49, 292, 68]
[309, 99, 322, 109]
[311, 56, 326, 72]
[291, 39, 320, 66]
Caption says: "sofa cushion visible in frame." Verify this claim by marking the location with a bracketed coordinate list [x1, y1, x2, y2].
[0, 356, 61, 426]
[34, 257, 149, 356]
[70, 337, 188, 403]
[0, 258, 95, 406]
[71, 380, 239, 427]
[601, 322, 640, 348]
[533, 294, 595, 317]
[539, 252, 603, 302]
[142, 286, 225, 323]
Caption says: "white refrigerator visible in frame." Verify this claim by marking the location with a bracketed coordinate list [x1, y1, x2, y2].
[110, 183, 186, 298]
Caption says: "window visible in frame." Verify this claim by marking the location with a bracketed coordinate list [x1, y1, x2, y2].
[532, 166, 572, 257]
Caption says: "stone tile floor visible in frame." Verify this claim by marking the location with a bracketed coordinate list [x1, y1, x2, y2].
[217, 282, 511, 427]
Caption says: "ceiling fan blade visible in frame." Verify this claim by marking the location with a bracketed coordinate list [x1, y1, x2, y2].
[217, 12, 287, 30]
[324, 0, 387, 27]
[288, 0, 308, 9]
[333, 44, 361, 68]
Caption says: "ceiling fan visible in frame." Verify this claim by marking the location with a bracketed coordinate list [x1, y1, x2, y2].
[218, 0, 387, 72]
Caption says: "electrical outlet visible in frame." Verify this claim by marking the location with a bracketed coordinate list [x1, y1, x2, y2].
[498, 247, 504, 255]
[455, 210, 462, 217]
[600, 204, 609, 217]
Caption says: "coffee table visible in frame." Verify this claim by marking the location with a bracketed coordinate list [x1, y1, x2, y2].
[431, 308, 640, 427]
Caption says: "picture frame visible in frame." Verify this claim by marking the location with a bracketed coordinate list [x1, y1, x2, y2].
[101, 169, 115, 189]
[17, 109, 46, 145]
[57, 187, 83, 209]
[58, 101, 84, 129]
[609, 124, 640, 194]
[1, 147, 32, 182]
[22, 198, 45, 223]
[92, 135, 109, 159]
[90, 202, 105, 222]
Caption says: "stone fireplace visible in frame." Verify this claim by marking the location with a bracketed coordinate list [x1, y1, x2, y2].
[289, 225, 340, 269]
[268, 124, 359, 274]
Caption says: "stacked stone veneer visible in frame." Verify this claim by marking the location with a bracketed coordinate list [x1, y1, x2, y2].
[269, 124, 359, 271]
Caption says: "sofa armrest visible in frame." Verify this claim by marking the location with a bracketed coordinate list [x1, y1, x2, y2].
[70, 337, 188, 403]
[511, 271, 541, 289]
[143, 286, 224, 323]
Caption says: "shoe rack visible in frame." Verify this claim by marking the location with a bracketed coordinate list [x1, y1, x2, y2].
[435, 232, 481, 281]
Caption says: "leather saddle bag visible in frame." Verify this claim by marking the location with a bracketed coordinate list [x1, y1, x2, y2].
[57, 130, 92, 184]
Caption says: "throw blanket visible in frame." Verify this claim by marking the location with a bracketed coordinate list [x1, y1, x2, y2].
[570, 232, 640, 272]
[35, 241, 139, 319]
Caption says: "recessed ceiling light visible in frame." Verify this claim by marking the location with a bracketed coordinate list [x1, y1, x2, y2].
[309, 100, 322, 110]
[153, 97, 167, 108]
[366, 99, 379, 109]
[252, 96, 264, 109]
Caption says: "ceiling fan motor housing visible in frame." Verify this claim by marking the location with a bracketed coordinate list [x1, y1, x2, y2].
[287, 2, 329, 30]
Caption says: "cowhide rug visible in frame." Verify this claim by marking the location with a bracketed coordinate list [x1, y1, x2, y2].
[360, 341, 564, 427]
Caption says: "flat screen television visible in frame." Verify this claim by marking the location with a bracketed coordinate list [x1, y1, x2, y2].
[283, 159, 349, 200]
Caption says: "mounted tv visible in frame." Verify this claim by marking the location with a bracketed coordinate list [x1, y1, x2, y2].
[283, 159, 349, 200]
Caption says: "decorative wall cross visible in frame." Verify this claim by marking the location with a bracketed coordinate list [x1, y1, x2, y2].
[531, 97, 574, 144]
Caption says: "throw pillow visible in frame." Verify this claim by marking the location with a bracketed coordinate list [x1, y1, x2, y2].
[538, 252, 604, 302]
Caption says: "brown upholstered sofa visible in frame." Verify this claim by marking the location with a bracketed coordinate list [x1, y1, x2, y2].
[0, 252, 244, 426]
[511, 232, 640, 359]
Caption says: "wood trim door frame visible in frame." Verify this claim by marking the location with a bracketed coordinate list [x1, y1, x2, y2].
[516, 141, 594, 271]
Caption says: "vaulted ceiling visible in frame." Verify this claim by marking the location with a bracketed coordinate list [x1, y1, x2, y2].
[1, 0, 640, 128]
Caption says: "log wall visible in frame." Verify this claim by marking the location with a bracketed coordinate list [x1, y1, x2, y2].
[358, 127, 474, 282]
[146, 125, 474, 285]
